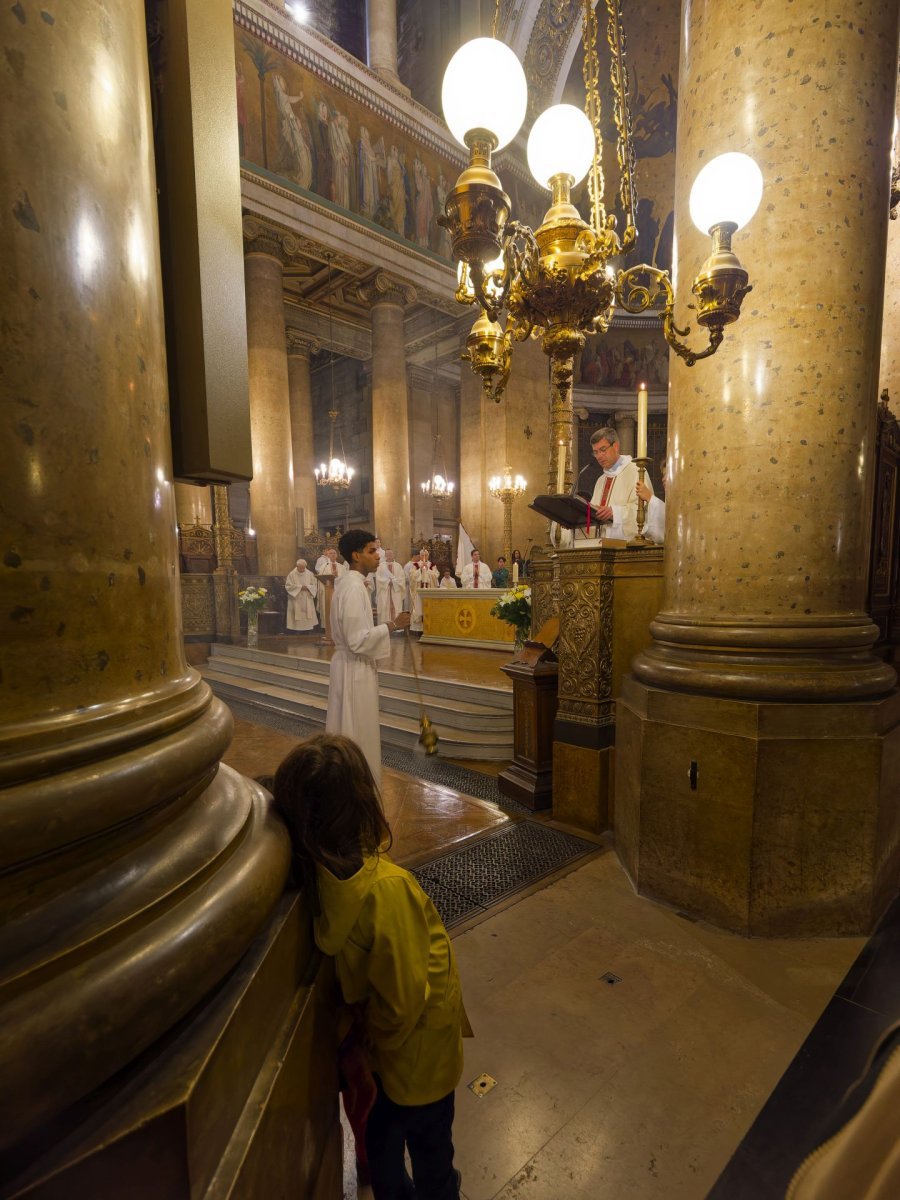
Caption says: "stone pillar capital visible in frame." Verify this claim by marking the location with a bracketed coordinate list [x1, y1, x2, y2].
[614, 411, 636, 425]
[242, 216, 289, 263]
[357, 271, 417, 309]
[285, 329, 322, 359]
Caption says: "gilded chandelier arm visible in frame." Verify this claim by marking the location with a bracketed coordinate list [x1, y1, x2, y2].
[615, 265, 723, 367]
[605, 0, 638, 254]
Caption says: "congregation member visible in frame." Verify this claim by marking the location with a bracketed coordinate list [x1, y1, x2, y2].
[492, 556, 510, 589]
[636, 459, 667, 544]
[375, 548, 408, 627]
[408, 550, 439, 633]
[325, 530, 410, 785]
[460, 549, 486, 589]
[439, 569, 458, 589]
[589, 426, 649, 542]
[284, 558, 318, 632]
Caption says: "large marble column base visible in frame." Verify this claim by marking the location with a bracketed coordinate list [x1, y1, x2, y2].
[3, 891, 341, 1199]
[615, 679, 900, 936]
[553, 741, 613, 834]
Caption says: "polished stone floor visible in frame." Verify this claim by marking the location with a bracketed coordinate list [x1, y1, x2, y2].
[224, 713, 864, 1200]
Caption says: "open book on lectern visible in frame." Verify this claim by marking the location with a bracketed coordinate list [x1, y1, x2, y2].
[528, 494, 594, 530]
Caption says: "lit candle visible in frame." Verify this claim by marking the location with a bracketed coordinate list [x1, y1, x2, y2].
[512, 562, 519, 584]
[555, 440, 566, 493]
[637, 382, 648, 459]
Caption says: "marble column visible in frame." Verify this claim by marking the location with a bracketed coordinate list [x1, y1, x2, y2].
[286, 329, 320, 539]
[616, 0, 900, 935]
[360, 273, 415, 554]
[242, 218, 296, 575]
[408, 364, 435, 541]
[614, 413, 636, 457]
[0, 0, 287, 1158]
[366, 0, 405, 90]
[174, 481, 212, 525]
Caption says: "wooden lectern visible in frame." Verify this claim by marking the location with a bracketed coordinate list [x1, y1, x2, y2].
[498, 619, 560, 810]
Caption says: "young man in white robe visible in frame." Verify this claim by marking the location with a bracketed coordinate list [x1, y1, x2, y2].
[325, 529, 410, 785]
[460, 549, 487, 589]
[439, 569, 458, 589]
[408, 552, 439, 632]
[285, 558, 318, 631]
[636, 459, 667, 545]
[375, 547, 407, 626]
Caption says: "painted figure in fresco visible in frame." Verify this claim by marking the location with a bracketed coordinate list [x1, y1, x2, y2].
[315, 99, 333, 201]
[401, 151, 415, 241]
[386, 144, 407, 236]
[654, 209, 674, 274]
[272, 73, 314, 189]
[413, 154, 433, 248]
[359, 124, 385, 219]
[329, 111, 354, 211]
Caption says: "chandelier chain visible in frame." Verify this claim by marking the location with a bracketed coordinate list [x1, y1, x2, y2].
[581, 0, 606, 235]
[605, 0, 638, 250]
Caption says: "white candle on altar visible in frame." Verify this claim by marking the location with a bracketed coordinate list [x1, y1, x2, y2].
[556, 440, 566, 493]
[637, 383, 648, 459]
[513, 562, 519, 584]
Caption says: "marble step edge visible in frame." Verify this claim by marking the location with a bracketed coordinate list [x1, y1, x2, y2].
[203, 660, 512, 722]
[208, 644, 513, 705]
[207, 679, 511, 760]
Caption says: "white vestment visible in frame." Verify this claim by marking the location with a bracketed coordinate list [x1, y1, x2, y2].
[460, 561, 487, 588]
[285, 567, 318, 630]
[439, 576, 458, 589]
[409, 562, 439, 631]
[375, 560, 407, 624]
[645, 495, 666, 545]
[588, 455, 647, 541]
[325, 571, 390, 786]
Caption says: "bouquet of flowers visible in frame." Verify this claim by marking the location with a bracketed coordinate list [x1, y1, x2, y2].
[237, 585, 268, 614]
[490, 583, 532, 647]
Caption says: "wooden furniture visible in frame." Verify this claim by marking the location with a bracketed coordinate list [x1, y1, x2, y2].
[499, 624, 559, 811]
[868, 391, 900, 664]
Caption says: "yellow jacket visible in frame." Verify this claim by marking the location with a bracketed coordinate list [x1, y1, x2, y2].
[314, 854, 468, 1106]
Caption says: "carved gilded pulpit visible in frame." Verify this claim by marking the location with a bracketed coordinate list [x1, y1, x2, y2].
[532, 544, 664, 832]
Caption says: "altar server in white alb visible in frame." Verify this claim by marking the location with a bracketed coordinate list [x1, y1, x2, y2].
[374, 547, 407, 627]
[326, 529, 410, 785]
[589, 425, 649, 541]
[636, 459, 667, 545]
[284, 558, 318, 631]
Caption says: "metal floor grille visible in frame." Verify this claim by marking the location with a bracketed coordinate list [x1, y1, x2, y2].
[414, 821, 598, 928]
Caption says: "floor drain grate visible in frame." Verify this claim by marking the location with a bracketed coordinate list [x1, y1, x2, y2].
[599, 971, 622, 986]
[468, 1073, 498, 1097]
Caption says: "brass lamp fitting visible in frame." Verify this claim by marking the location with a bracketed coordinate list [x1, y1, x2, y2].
[439, 129, 511, 266]
[462, 309, 512, 402]
[692, 221, 753, 329]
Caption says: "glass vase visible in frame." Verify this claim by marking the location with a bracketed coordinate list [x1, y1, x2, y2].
[247, 610, 259, 649]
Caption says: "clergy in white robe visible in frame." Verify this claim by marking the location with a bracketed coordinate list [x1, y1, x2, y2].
[325, 531, 409, 785]
[375, 549, 407, 625]
[285, 559, 318, 631]
[637, 467, 667, 544]
[408, 556, 439, 631]
[588, 425, 649, 542]
[315, 548, 343, 636]
[439, 570, 458, 589]
[460, 551, 487, 589]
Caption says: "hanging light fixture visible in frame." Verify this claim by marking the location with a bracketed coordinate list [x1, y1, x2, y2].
[439, 0, 763, 428]
[421, 339, 456, 502]
[314, 255, 354, 492]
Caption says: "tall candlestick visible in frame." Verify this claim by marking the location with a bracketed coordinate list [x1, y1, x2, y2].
[637, 383, 648, 459]
[555, 440, 566, 493]
[512, 562, 519, 584]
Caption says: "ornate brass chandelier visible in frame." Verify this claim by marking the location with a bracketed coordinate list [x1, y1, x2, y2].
[314, 256, 354, 492]
[421, 433, 455, 502]
[440, 0, 762, 490]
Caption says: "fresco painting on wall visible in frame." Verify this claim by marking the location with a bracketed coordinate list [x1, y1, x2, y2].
[236, 28, 466, 259]
[579, 328, 669, 390]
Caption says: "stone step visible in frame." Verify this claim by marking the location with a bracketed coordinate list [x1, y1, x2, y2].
[204, 672, 511, 760]
[204, 658, 512, 732]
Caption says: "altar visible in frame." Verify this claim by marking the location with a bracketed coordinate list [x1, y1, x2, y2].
[421, 588, 515, 650]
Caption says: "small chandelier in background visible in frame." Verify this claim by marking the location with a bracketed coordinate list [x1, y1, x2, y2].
[439, 0, 763, 494]
[314, 255, 354, 492]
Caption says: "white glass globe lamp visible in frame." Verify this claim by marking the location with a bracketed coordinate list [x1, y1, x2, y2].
[442, 38, 528, 151]
[689, 152, 763, 235]
[527, 105, 596, 190]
